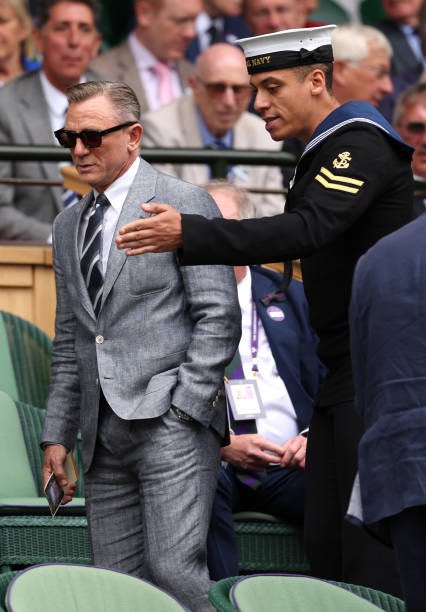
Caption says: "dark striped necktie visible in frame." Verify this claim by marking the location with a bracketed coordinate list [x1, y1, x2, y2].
[80, 193, 110, 316]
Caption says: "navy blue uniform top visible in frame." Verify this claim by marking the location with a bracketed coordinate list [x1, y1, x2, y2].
[179, 102, 414, 408]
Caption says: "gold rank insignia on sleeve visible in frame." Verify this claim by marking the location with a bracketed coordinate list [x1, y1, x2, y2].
[314, 166, 365, 194]
[332, 151, 352, 169]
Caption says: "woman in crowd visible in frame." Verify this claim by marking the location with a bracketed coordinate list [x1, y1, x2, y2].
[0, 0, 39, 86]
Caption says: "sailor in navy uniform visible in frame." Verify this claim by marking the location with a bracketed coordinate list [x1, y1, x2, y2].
[116, 25, 414, 594]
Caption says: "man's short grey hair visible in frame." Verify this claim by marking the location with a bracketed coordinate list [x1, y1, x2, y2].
[36, 0, 102, 31]
[393, 82, 426, 126]
[332, 24, 392, 63]
[204, 179, 257, 219]
[66, 81, 141, 122]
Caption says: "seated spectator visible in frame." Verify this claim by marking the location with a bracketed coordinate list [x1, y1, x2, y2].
[243, 0, 304, 36]
[332, 24, 393, 108]
[205, 180, 325, 580]
[393, 82, 426, 217]
[91, 0, 199, 112]
[376, 0, 424, 121]
[141, 43, 285, 218]
[0, 0, 102, 241]
[303, 0, 325, 27]
[185, 0, 250, 62]
[0, 0, 40, 86]
[350, 213, 426, 612]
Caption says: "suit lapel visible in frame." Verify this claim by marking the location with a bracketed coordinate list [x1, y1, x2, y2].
[118, 42, 149, 111]
[18, 73, 65, 212]
[100, 159, 157, 312]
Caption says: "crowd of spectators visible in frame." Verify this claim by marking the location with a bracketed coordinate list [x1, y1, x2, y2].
[0, 1, 425, 610]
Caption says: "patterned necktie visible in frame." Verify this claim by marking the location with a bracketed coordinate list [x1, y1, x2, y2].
[80, 193, 110, 316]
[151, 61, 174, 107]
[209, 138, 232, 178]
[59, 161, 80, 208]
[62, 186, 80, 208]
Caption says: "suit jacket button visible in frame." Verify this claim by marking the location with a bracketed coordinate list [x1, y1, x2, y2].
[96, 335, 104, 344]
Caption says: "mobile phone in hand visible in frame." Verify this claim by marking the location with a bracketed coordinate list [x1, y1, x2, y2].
[44, 472, 64, 516]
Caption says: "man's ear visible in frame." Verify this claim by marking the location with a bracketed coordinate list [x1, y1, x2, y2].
[309, 67, 327, 96]
[134, 0, 156, 28]
[129, 123, 143, 151]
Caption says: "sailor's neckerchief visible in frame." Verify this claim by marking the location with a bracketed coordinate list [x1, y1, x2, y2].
[289, 100, 410, 189]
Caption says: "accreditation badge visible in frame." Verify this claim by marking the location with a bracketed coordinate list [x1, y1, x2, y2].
[224, 378, 265, 421]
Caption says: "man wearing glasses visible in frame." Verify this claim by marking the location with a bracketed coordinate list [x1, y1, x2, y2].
[41, 80, 241, 611]
[331, 24, 393, 109]
[141, 42, 285, 217]
[393, 81, 426, 217]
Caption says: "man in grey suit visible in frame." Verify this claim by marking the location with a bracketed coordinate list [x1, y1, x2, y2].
[0, 0, 102, 241]
[142, 43, 285, 218]
[41, 80, 241, 611]
[90, 0, 199, 113]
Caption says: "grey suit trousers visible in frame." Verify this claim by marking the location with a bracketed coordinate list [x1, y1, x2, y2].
[84, 399, 220, 611]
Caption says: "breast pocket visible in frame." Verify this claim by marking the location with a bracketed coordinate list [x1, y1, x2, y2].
[126, 251, 180, 297]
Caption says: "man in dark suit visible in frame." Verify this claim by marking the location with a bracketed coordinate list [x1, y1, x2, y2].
[41, 80, 240, 611]
[204, 180, 324, 580]
[185, 0, 250, 62]
[350, 213, 426, 612]
[376, 0, 424, 121]
[0, 0, 102, 241]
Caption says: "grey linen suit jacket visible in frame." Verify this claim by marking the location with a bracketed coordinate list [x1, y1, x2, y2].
[141, 93, 285, 217]
[41, 159, 241, 472]
[0, 69, 102, 241]
[90, 39, 195, 113]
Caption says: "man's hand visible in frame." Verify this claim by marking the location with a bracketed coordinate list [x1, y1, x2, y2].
[280, 435, 307, 469]
[42, 444, 76, 505]
[115, 203, 183, 255]
[221, 434, 283, 472]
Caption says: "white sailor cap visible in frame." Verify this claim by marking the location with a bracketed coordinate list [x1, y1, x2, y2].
[235, 25, 336, 75]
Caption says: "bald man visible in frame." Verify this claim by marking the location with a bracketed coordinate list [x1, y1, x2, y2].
[141, 42, 285, 217]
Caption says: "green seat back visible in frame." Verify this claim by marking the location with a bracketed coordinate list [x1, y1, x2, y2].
[0, 392, 85, 500]
[0, 572, 15, 612]
[0, 311, 52, 410]
[6, 564, 186, 612]
[14, 400, 85, 498]
[209, 576, 406, 612]
[0, 318, 19, 403]
[230, 575, 382, 611]
[0, 391, 37, 497]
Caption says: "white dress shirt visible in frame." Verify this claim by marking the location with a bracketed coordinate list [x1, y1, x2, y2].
[78, 157, 140, 276]
[237, 268, 299, 446]
[128, 33, 182, 111]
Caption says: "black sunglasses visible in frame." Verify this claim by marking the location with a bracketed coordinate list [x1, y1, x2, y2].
[54, 121, 136, 149]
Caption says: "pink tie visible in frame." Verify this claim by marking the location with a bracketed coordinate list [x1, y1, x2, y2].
[151, 61, 174, 106]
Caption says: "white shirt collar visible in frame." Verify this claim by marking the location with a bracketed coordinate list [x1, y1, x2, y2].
[94, 156, 141, 215]
[39, 71, 69, 127]
[39, 70, 89, 133]
[128, 32, 174, 71]
[195, 11, 223, 34]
